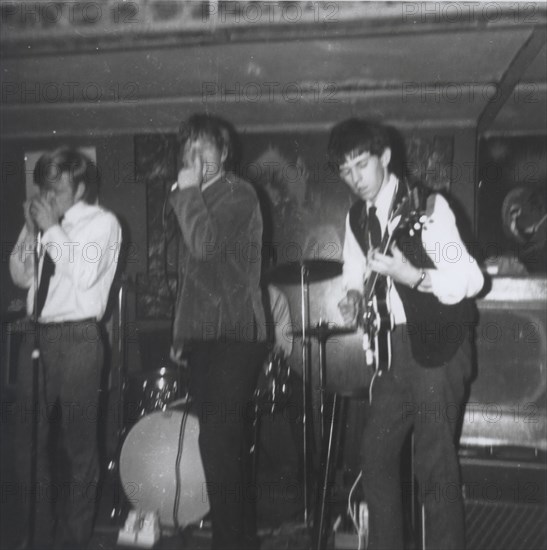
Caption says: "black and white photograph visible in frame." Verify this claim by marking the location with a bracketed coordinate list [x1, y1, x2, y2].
[1, 2, 546, 549]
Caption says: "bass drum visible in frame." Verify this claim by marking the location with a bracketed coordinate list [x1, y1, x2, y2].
[324, 330, 374, 396]
[119, 403, 209, 528]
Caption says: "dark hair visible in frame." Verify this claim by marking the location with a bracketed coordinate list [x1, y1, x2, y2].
[327, 118, 391, 167]
[178, 113, 239, 170]
[33, 147, 100, 204]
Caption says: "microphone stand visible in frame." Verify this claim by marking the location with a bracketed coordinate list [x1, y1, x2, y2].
[109, 276, 128, 521]
[28, 231, 41, 550]
[300, 263, 311, 526]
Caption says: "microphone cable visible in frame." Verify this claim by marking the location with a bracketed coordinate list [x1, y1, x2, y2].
[172, 403, 190, 531]
[162, 182, 179, 304]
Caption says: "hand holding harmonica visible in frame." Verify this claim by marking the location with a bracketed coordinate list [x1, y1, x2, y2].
[173, 142, 204, 191]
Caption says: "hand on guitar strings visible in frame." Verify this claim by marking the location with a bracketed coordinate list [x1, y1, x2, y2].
[367, 242, 430, 290]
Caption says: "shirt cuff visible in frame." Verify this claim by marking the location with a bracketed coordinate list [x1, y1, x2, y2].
[40, 223, 64, 246]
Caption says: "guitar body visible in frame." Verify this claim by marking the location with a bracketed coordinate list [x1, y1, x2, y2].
[359, 187, 424, 385]
[362, 277, 392, 377]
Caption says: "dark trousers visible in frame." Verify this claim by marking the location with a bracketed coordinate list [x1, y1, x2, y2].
[188, 341, 267, 550]
[14, 320, 103, 550]
[361, 326, 471, 550]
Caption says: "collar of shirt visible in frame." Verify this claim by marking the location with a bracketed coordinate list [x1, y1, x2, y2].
[367, 173, 398, 231]
[201, 170, 224, 193]
[62, 200, 87, 226]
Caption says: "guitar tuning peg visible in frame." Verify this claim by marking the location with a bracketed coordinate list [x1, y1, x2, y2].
[413, 222, 421, 230]
[419, 215, 427, 223]
[409, 229, 415, 237]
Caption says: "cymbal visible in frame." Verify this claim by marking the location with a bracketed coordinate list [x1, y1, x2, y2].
[266, 259, 343, 285]
[291, 323, 356, 340]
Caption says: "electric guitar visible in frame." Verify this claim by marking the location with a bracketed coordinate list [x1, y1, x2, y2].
[360, 193, 425, 388]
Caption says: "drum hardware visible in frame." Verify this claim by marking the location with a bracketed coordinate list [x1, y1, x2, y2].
[291, 322, 362, 550]
[137, 366, 182, 417]
[291, 323, 355, 444]
[291, 323, 355, 340]
[252, 349, 293, 484]
[265, 259, 343, 286]
[254, 350, 293, 415]
[267, 259, 343, 527]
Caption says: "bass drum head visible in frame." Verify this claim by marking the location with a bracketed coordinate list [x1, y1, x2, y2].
[325, 331, 373, 396]
[119, 407, 209, 528]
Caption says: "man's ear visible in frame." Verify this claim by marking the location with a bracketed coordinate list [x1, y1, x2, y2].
[381, 147, 391, 168]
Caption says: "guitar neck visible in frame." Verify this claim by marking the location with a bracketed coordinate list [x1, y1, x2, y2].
[361, 192, 411, 305]
[363, 230, 394, 302]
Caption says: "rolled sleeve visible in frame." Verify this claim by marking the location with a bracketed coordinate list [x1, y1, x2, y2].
[9, 226, 35, 289]
[342, 215, 367, 293]
[422, 195, 484, 304]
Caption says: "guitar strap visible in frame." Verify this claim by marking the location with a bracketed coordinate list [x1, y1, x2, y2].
[369, 178, 407, 270]
[349, 177, 416, 256]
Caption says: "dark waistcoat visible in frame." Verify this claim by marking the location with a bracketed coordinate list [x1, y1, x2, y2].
[348, 185, 475, 368]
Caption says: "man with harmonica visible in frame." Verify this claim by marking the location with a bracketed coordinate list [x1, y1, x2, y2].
[169, 114, 267, 550]
[9, 147, 122, 549]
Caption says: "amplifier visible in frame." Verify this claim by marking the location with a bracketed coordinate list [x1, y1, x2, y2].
[461, 454, 546, 550]
[459, 279, 546, 550]
[461, 278, 546, 452]
[459, 278, 547, 550]
[465, 498, 546, 550]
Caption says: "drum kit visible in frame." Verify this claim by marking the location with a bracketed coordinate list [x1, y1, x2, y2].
[264, 258, 357, 529]
[115, 258, 358, 544]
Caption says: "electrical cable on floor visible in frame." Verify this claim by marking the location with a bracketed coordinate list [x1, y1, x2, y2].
[347, 470, 362, 532]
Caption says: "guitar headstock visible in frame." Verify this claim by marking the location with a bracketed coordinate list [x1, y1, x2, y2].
[406, 210, 427, 237]
[388, 196, 427, 238]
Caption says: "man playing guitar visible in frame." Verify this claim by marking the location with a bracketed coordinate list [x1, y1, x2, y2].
[330, 119, 484, 550]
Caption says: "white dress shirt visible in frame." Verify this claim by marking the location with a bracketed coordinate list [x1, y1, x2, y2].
[10, 201, 122, 323]
[342, 174, 484, 325]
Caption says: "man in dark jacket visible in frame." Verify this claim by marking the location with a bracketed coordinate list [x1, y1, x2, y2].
[169, 114, 266, 550]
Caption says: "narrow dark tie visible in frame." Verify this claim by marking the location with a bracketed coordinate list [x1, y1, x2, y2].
[368, 205, 382, 249]
[36, 252, 55, 317]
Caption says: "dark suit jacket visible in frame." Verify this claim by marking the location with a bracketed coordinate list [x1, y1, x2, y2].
[170, 172, 266, 347]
